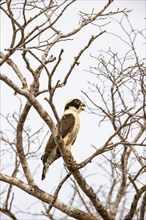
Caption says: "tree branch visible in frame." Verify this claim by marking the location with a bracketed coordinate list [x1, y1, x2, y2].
[124, 185, 146, 220]
[0, 173, 98, 220]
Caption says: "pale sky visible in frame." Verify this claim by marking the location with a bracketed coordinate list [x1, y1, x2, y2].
[1, 0, 145, 219]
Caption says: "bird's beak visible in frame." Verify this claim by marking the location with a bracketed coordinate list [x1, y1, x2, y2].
[81, 103, 85, 111]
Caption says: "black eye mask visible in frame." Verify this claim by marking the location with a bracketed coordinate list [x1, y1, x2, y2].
[65, 99, 81, 111]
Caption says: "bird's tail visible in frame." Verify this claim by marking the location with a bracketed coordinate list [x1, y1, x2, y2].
[41, 163, 49, 180]
[41, 148, 57, 180]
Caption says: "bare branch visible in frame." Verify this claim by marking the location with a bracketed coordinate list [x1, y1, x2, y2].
[0, 173, 98, 220]
[124, 185, 146, 220]
[59, 33, 106, 87]
[140, 192, 146, 220]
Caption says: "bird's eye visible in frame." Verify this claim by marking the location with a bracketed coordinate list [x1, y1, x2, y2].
[75, 99, 80, 105]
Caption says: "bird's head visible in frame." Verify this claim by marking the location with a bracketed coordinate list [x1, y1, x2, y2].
[64, 98, 85, 113]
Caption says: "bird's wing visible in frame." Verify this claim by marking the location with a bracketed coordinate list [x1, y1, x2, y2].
[41, 113, 75, 180]
[41, 135, 56, 165]
[41, 113, 75, 164]
[59, 113, 75, 140]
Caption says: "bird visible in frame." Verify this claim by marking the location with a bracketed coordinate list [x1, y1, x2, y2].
[41, 98, 85, 180]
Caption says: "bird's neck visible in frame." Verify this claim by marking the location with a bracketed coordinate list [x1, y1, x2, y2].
[64, 107, 79, 114]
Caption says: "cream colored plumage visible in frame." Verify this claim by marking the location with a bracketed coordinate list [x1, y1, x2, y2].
[41, 98, 85, 180]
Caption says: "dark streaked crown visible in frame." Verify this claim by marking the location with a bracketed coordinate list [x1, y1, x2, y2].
[64, 98, 85, 111]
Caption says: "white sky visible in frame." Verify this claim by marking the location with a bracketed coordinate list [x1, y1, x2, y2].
[1, 0, 146, 219]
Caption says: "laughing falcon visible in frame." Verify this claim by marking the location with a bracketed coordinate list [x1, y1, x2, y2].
[41, 98, 85, 180]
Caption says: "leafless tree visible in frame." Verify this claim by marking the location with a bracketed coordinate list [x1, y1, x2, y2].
[82, 15, 146, 220]
[0, 1, 145, 220]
